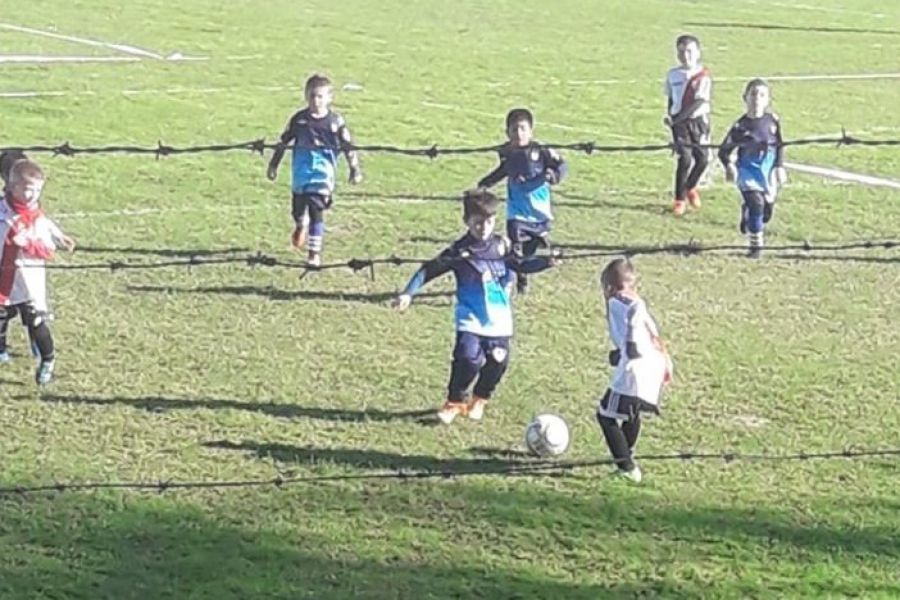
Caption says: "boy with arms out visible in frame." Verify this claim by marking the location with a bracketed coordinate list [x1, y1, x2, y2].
[477, 108, 567, 295]
[267, 74, 362, 266]
[393, 190, 556, 424]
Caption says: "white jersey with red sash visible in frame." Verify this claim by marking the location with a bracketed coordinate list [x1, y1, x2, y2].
[665, 65, 712, 118]
[0, 201, 63, 312]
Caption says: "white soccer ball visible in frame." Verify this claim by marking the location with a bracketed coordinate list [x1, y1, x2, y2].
[524, 413, 570, 457]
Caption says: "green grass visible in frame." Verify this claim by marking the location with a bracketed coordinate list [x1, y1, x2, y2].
[1, 0, 899, 597]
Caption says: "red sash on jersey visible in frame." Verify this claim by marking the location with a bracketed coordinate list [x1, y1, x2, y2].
[0, 195, 53, 302]
[680, 67, 710, 111]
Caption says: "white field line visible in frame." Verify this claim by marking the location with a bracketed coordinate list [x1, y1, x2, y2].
[4, 71, 899, 100]
[421, 101, 637, 141]
[0, 22, 165, 59]
[0, 84, 294, 99]
[785, 162, 900, 190]
[743, 0, 888, 18]
[0, 55, 140, 64]
[495, 72, 900, 88]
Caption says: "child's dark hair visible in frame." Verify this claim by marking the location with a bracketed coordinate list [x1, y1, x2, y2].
[505, 108, 534, 131]
[463, 189, 501, 221]
[743, 78, 770, 98]
[304, 73, 332, 97]
[676, 34, 700, 48]
[0, 150, 27, 184]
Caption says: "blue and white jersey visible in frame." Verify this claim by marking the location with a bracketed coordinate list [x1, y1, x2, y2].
[718, 113, 784, 194]
[478, 143, 567, 224]
[402, 233, 552, 337]
[279, 109, 349, 195]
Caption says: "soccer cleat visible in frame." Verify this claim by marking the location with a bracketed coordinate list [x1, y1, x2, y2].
[35, 359, 55, 386]
[672, 199, 686, 216]
[0, 351, 10, 364]
[437, 401, 468, 424]
[686, 188, 701, 208]
[747, 247, 762, 259]
[306, 252, 321, 268]
[291, 226, 307, 250]
[615, 465, 642, 483]
[467, 396, 488, 421]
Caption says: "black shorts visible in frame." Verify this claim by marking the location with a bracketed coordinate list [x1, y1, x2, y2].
[670, 117, 710, 148]
[596, 389, 659, 422]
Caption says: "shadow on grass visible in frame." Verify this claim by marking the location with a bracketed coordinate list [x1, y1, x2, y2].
[41, 393, 437, 424]
[204, 439, 529, 472]
[127, 285, 452, 306]
[684, 21, 900, 37]
[2, 471, 898, 598]
[0, 493, 620, 599]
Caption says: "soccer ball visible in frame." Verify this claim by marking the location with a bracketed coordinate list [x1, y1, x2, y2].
[524, 413, 570, 457]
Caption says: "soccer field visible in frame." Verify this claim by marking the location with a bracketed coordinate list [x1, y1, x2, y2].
[1, 1, 899, 597]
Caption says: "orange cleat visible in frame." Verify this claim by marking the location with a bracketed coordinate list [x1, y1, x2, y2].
[437, 401, 468, 424]
[467, 396, 488, 421]
[687, 188, 701, 208]
[673, 199, 687, 216]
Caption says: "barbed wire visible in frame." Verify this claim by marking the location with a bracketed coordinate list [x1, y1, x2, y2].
[31, 239, 899, 278]
[1, 447, 896, 497]
[2, 129, 899, 160]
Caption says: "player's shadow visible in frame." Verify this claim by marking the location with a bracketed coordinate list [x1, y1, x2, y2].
[204, 439, 547, 473]
[40, 393, 436, 424]
[684, 21, 900, 37]
[74, 245, 252, 258]
[127, 284, 452, 306]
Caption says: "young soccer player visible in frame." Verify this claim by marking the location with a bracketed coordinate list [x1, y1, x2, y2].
[595, 258, 672, 483]
[267, 73, 362, 267]
[664, 34, 712, 216]
[477, 108, 567, 295]
[718, 78, 787, 258]
[0, 159, 75, 384]
[393, 189, 556, 424]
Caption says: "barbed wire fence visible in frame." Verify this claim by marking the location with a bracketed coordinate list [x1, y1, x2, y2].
[1, 447, 897, 497]
[2, 129, 900, 160]
[26, 239, 897, 279]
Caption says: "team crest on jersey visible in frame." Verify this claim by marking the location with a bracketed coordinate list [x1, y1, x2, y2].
[330, 122, 340, 133]
[529, 149, 540, 162]
[769, 123, 778, 135]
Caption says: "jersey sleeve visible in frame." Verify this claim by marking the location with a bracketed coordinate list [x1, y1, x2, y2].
[772, 114, 784, 167]
[279, 114, 298, 144]
[401, 247, 455, 296]
[477, 153, 509, 188]
[540, 147, 568, 184]
[717, 121, 740, 166]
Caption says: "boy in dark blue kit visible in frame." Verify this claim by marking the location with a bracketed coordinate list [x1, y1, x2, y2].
[393, 190, 556, 424]
[477, 108, 567, 295]
[718, 79, 787, 258]
[267, 74, 362, 267]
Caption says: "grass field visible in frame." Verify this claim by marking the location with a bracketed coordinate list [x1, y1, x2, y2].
[1, 1, 899, 597]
